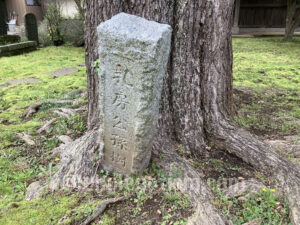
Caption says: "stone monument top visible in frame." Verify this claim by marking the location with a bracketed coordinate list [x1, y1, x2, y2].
[98, 12, 171, 45]
[97, 13, 172, 174]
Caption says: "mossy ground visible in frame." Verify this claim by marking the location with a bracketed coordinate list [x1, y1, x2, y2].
[0, 37, 299, 224]
[222, 36, 299, 224]
[233, 37, 300, 137]
[0, 46, 88, 224]
[0, 46, 192, 225]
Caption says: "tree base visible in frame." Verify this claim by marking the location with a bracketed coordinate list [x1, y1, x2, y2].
[207, 121, 300, 224]
[37, 124, 300, 224]
[48, 128, 103, 190]
[32, 129, 230, 224]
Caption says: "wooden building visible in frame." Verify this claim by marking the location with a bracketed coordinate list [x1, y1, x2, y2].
[233, 0, 300, 34]
[232, 0, 300, 34]
[1, 0, 43, 26]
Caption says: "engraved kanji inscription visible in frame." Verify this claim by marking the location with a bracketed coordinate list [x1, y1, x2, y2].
[98, 13, 172, 174]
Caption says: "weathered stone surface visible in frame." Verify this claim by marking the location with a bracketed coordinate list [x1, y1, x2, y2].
[49, 67, 79, 77]
[8, 78, 40, 85]
[0, 41, 37, 57]
[97, 13, 172, 174]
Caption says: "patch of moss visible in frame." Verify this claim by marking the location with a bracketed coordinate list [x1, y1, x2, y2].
[0, 46, 86, 200]
[101, 213, 116, 225]
[0, 194, 79, 225]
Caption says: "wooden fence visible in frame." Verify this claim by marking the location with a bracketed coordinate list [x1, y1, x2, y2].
[239, 0, 287, 28]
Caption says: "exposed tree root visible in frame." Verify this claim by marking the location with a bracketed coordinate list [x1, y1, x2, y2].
[54, 108, 76, 119]
[242, 219, 263, 225]
[22, 103, 42, 119]
[17, 133, 35, 146]
[37, 118, 58, 133]
[48, 128, 103, 190]
[81, 196, 128, 225]
[207, 121, 300, 224]
[22, 96, 85, 119]
[152, 138, 230, 225]
[221, 179, 266, 198]
[42, 120, 300, 223]
[40, 121, 300, 224]
[43, 127, 229, 224]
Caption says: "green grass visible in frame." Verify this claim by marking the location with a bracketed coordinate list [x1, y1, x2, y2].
[0, 194, 79, 225]
[0, 37, 299, 224]
[0, 46, 86, 216]
[0, 46, 86, 146]
[0, 191, 107, 225]
[233, 37, 300, 90]
[0, 46, 192, 225]
[209, 179, 291, 225]
[233, 37, 300, 136]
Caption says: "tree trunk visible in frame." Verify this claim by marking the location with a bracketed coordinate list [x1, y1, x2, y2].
[85, 0, 232, 156]
[73, 0, 85, 19]
[284, 0, 300, 41]
[81, 1, 300, 224]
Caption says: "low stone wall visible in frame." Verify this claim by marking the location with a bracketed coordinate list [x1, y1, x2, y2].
[0, 41, 37, 57]
[0, 35, 21, 45]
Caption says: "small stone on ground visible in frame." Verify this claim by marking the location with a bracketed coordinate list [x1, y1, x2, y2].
[49, 67, 79, 77]
[0, 78, 40, 89]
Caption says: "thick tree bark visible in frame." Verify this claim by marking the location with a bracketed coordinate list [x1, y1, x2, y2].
[83, 1, 233, 223]
[85, 0, 232, 155]
[81, 1, 300, 224]
[284, 0, 300, 41]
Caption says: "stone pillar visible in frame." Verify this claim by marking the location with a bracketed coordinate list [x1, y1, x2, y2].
[97, 13, 172, 174]
[232, 0, 240, 34]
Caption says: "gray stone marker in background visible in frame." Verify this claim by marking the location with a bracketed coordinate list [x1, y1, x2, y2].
[97, 13, 172, 174]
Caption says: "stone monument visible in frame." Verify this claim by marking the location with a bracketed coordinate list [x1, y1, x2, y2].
[97, 13, 172, 174]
